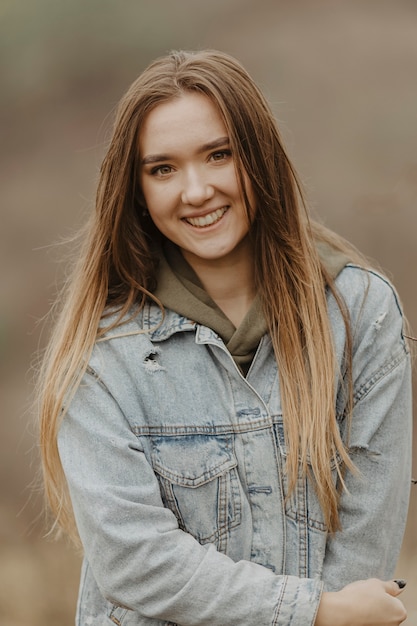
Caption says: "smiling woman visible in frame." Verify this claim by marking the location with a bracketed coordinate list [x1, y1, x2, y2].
[37, 50, 412, 626]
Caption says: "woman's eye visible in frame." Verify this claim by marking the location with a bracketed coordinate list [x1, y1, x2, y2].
[210, 150, 231, 162]
[151, 165, 173, 176]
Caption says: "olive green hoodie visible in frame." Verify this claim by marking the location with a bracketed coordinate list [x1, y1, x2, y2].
[154, 241, 350, 374]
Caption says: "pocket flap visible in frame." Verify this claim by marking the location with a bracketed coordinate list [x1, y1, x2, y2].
[151, 434, 237, 487]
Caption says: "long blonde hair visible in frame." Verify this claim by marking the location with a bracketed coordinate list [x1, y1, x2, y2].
[38, 49, 363, 541]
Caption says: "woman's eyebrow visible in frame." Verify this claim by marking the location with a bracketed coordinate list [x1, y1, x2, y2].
[141, 152, 171, 166]
[141, 136, 230, 166]
[198, 136, 230, 153]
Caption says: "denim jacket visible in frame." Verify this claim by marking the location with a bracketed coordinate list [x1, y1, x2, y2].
[58, 265, 412, 626]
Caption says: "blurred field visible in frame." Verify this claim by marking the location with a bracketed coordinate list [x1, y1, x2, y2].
[0, 1, 416, 624]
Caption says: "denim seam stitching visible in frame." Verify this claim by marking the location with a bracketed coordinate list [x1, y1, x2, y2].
[353, 349, 407, 406]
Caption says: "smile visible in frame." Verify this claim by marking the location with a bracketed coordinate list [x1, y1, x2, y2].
[184, 207, 228, 228]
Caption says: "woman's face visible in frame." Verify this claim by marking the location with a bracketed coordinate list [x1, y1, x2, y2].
[139, 92, 255, 268]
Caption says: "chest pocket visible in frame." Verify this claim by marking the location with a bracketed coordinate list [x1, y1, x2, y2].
[151, 434, 242, 552]
[273, 421, 341, 533]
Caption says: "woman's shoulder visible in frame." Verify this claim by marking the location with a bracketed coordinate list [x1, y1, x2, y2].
[98, 302, 159, 338]
[90, 301, 195, 367]
[334, 263, 404, 318]
[330, 264, 408, 359]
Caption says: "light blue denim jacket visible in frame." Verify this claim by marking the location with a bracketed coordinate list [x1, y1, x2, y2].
[58, 265, 412, 626]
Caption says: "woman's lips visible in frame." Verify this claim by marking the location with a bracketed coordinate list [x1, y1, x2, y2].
[183, 206, 229, 228]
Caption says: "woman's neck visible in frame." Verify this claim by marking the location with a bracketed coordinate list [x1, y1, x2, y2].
[181, 240, 256, 328]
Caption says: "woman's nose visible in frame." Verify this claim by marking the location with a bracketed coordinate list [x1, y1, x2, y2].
[180, 168, 215, 206]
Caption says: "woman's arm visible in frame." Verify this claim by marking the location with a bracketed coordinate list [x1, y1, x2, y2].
[314, 267, 412, 625]
[323, 268, 412, 589]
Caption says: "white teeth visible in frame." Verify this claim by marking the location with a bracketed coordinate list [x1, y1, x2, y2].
[185, 207, 228, 228]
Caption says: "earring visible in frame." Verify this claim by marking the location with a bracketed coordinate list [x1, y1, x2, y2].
[142, 207, 149, 217]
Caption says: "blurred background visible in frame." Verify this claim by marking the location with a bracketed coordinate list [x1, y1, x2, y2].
[0, 0, 416, 624]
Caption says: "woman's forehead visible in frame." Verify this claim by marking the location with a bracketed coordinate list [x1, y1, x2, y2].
[139, 93, 229, 157]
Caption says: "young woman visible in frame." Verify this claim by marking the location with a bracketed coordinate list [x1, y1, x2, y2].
[38, 50, 412, 625]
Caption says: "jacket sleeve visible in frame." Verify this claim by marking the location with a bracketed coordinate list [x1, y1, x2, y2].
[322, 267, 413, 591]
[58, 367, 322, 626]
